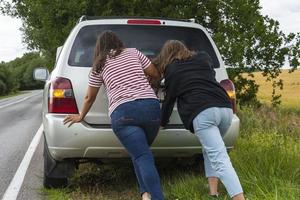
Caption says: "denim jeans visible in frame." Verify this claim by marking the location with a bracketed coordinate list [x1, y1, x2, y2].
[193, 107, 243, 198]
[111, 99, 164, 200]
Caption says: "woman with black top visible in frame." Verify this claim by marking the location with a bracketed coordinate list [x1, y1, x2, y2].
[155, 40, 245, 200]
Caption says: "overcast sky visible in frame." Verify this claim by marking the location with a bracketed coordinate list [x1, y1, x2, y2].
[0, 0, 300, 62]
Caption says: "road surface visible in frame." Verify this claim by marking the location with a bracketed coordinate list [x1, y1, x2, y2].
[0, 90, 44, 200]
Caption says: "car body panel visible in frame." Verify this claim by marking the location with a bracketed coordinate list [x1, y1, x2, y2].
[44, 113, 239, 161]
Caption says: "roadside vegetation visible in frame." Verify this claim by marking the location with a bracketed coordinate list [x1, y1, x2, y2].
[0, 91, 22, 100]
[0, 53, 46, 96]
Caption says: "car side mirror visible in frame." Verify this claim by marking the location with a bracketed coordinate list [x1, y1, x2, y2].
[33, 68, 49, 81]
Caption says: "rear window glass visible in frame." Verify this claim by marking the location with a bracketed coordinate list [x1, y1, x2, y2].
[68, 25, 220, 68]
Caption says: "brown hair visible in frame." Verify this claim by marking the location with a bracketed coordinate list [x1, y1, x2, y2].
[92, 31, 125, 73]
[154, 40, 195, 74]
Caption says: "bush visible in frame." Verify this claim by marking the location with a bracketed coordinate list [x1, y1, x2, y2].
[0, 79, 7, 95]
[3, 52, 47, 92]
[0, 64, 18, 95]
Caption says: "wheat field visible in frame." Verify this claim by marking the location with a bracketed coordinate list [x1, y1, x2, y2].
[252, 69, 300, 107]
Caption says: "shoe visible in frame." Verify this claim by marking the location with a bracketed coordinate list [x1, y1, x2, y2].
[142, 192, 151, 200]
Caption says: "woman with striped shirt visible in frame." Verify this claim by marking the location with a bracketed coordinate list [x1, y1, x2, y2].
[63, 31, 164, 200]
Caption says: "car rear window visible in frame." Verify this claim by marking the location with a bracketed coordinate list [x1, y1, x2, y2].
[68, 25, 220, 68]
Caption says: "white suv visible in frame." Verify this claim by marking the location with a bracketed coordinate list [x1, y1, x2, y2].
[34, 16, 240, 188]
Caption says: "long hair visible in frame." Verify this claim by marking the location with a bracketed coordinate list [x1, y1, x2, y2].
[154, 40, 194, 74]
[92, 31, 125, 73]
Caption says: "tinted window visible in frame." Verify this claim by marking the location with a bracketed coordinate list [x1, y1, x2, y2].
[68, 25, 220, 68]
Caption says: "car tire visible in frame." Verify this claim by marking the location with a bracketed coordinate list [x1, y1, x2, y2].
[43, 137, 74, 188]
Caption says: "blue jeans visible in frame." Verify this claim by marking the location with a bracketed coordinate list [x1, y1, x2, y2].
[193, 107, 243, 198]
[111, 99, 164, 200]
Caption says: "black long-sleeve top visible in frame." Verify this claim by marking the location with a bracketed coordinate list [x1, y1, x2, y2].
[161, 52, 232, 133]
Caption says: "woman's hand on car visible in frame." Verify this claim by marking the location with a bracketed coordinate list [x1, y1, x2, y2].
[63, 114, 82, 127]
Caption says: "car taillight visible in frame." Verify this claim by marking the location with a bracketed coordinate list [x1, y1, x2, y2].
[127, 19, 161, 25]
[220, 79, 237, 113]
[48, 77, 78, 114]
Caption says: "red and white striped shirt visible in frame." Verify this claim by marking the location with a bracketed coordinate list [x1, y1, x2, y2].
[88, 48, 157, 116]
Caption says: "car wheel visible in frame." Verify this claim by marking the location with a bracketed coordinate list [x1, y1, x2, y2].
[43, 137, 74, 188]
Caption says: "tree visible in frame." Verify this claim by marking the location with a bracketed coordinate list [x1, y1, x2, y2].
[1, 0, 299, 105]
[0, 52, 46, 96]
[0, 63, 18, 95]
[5, 52, 46, 90]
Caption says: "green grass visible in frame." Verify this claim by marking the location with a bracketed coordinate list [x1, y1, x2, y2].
[44, 105, 300, 200]
[42, 188, 70, 200]
[0, 91, 23, 100]
[230, 106, 300, 200]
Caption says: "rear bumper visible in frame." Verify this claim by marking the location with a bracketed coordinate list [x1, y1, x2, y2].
[44, 114, 240, 161]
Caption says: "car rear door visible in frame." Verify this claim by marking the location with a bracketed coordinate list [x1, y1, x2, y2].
[67, 23, 221, 126]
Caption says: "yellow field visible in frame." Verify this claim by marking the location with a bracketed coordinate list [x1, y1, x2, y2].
[252, 69, 300, 107]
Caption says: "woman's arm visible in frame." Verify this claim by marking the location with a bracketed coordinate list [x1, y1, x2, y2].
[161, 90, 176, 127]
[144, 63, 161, 80]
[160, 70, 177, 127]
[63, 86, 99, 127]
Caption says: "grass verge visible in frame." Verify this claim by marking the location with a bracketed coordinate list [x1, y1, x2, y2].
[0, 91, 23, 100]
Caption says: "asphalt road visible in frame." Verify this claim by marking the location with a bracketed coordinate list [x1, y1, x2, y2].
[0, 90, 44, 200]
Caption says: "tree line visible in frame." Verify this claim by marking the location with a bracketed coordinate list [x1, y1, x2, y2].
[1, 0, 299, 105]
[0, 53, 45, 96]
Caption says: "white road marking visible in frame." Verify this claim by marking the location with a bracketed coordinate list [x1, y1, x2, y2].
[1, 125, 43, 200]
[0, 92, 42, 110]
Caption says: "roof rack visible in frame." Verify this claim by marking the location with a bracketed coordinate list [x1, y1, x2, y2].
[77, 15, 195, 24]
